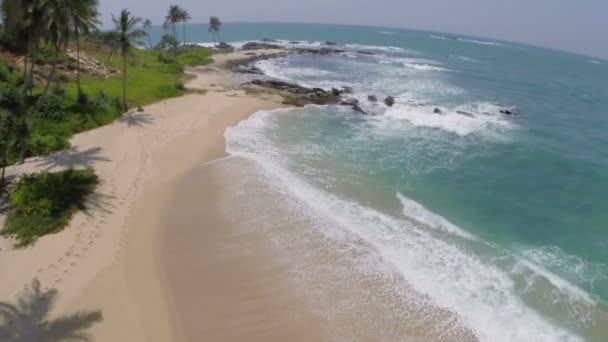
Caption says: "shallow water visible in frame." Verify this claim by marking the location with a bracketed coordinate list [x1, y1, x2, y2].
[166, 23, 608, 341]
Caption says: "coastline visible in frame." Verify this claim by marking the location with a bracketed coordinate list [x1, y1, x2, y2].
[0, 49, 288, 340]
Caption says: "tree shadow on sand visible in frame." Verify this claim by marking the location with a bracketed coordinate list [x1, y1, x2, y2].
[35, 147, 111, 172]
[0, 279, 103, 342]
[118, 112, 154, 127]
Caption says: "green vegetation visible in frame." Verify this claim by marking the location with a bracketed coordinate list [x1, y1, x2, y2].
[0, 0, 219, 245]
[208, 16, 223, 46]
[1, 168, 99, 246]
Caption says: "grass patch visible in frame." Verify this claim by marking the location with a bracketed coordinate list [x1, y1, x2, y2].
[1, 169, 99, 247]
[64, 43, 214, 108]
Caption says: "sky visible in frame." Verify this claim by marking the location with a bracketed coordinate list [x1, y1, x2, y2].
[99, 0, 608, 59]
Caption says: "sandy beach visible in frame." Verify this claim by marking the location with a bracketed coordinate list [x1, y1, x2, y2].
[0, 48, 474, 342]
[0, 49, 309, 341]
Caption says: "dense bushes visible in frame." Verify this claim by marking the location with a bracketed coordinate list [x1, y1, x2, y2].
[1, 169, 99, 246]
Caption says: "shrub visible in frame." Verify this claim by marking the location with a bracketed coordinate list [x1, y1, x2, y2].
[28, 133, 70, 156]
[1, 169, 99, 246]
[0, 84, 23, 111]
[35, 95, 65, 120]
[77, 91, 89, 105]
[52, 86, 67, 97]
[175, 81, 185, 91]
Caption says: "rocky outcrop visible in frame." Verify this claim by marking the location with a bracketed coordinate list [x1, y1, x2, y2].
[340, 98, 365, 114]
[294, 47, 346, 55]
[384, 96, 395, 107]
[65, 49, 119, 78]
[357, 50, 375, 55]
[368, 95, 378, 102]
[242, 42, 283, 50]
[433, 107, 442, 114]
[499, 109, 514, 115]
[324, 41, 339, 46]
[244, 79, 341, 107]
[216, 42, 234, 50]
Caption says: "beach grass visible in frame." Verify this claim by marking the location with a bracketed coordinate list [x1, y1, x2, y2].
[1, 168, 99, 247]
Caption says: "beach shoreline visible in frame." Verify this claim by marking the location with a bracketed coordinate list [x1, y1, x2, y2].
[0, 49, 294, 341]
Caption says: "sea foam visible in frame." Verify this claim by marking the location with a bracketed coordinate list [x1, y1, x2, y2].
[224, 109, 584, 342]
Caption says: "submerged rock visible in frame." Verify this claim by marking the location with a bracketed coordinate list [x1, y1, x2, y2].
[244, 79, 341, 107]
[357, 50, 375, 55]
[324, 41, 339, 46]
[500, 109, 513, 115]
[331, 87, 342, 96]
[368, 95, 378, 102]
[384, 96, 395, 107]
[341, 86, 354, 94]
[433, 107, 442, 114]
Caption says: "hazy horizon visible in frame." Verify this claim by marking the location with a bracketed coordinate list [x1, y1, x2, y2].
[99, 1, 608, 59]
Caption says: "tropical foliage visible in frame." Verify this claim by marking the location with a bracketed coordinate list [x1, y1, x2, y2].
[111, 9, 145, 112]
[208, 16, 222, 46]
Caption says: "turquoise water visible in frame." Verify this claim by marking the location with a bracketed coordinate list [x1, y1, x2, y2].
[178, 23, 608, 340]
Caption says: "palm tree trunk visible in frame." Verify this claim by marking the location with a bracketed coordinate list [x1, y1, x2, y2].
[182, 24, 186, 46]
[76, 30, 81, 97]
[217, 30, 221, 44]
[22, 41, 38, 96]
[147, 31, 153, 49]
[43, 48, 60, 96]
[122, 54, 127, 112]
[0, 165, 5, 190]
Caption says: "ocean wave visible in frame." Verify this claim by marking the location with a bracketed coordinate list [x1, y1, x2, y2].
[224, 109, 584, 341]
[515, 245, 608, 302]
[589, 60, 602, 65]
[381, 101, 515, 137]
[450, 54, 479, 63]
[403, 62, 452, 72]
[397, 192, 477, 240]
[431, 35, 501, 46]
[379, 31, 397, 35]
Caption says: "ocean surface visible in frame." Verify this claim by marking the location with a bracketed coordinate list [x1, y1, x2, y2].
[158, 23, 608, 341]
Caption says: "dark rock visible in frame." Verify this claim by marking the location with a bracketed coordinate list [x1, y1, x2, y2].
[341, 98, 359, 106]
[384, 96, 395, 107]
[216, 42, 234, 50]
[137, 106, 144, 112]
[289, 41, 301, 45]
[324, 41, 339, 46]
[295, 47, 345, 55]
[245, 79, 340, 107]
[368, 95, 378, 102]
[456, 110, 474, 117]
[499, 109, 513, 115]
[341, 86, 354, 94]
[331, 87, 342, 96]
[242, 42, 283, 50]
[262, 38, 278, 42]
[433, 107, 442, 114]
[357, 50, 375, 55]
[245, 52, 256, 56]
[351, 105, 366, 114]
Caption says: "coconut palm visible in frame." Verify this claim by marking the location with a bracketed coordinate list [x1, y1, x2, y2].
[70, 0, 100, 98]
[142, 19, 153, 49]
[163, 4, 182, 41]
[180, 9, 190, 46]
[112, 9, 145, 112]
[208, 16, 222, 46]
[3, 0, 47, 95]
[42, 0, 72, 95]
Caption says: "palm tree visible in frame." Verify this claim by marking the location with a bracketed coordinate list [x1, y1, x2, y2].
[42, 0, 71, 95]
[142, 19, 153, 49]
[180, 9, 190, 46]
[70, 0, 100, 99]
[112, 9, 145, 112]
[208, 16, 222, 46]
[163, 4, 182, 42]
[4, 0, 47, 95]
